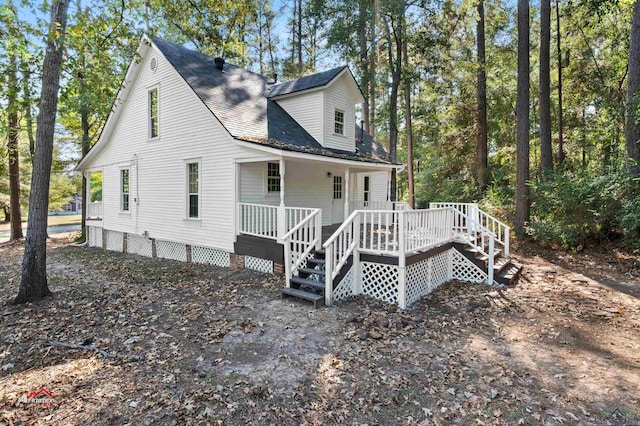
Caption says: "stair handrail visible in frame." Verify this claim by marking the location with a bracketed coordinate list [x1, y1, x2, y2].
[322, 209, 360, 306]
[470, 206, 510, 257]
[430, 202, 510, 257]
[282, 208, 322, 289]
[452, 209, 496, 285]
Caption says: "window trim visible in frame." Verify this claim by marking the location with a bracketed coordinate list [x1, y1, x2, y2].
[266, 162, 280, 194]
[186, 159, 201, 220]
[120, 168, 130, 213]
[148, 86, 159, 140]
[334, 109, 345, 136]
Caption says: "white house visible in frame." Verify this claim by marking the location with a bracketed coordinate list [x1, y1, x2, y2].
[78, 37, 520, 309]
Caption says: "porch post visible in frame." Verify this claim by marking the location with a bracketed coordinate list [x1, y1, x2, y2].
[277, 158, 286, 240]
[398, 211, 407, 309]
[344, 167, 350, 219]
[352, 212, 361, 295]
[233, 160, 240, 240]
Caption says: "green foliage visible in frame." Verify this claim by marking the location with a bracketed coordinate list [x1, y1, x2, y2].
[619, 194, 640, 250]
[527, 171, 628, 249]
[90, 172, 102, 202]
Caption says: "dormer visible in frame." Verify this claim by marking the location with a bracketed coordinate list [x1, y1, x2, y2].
[268, 67, 365, 152]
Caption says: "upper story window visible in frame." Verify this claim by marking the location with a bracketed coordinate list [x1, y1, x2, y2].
[267, 162, 280, 193]
[334, 109, 344, 135]
[149, 88, 159, 138]
[187, 162, 199, 218]
[121, 169, 130, 212]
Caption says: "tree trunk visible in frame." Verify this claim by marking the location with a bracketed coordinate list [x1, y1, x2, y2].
[556, 0, 565, 166]
[403, 29, 415, 209]
[625, 0, 640, 177]
[15, 0, 70, 304]
[515, 0, 530, 236]
[7, 53, 23, 241]
[79, 53, 90, 235]
[476, 0, 488, 190]
[540, 0, 553, 174]
[297, 0, 303, 72]
[359, 0, 370, 132]
[387, 7, 403, 203]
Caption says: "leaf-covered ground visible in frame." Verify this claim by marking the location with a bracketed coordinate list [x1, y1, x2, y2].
[0, 236, 639, 425]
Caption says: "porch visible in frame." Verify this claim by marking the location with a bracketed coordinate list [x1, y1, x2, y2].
[237, 201, 520, 309]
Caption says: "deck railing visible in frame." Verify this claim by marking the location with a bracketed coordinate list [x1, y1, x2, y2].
[87, 202, 103, 219]
[323, 210, 360, 306]
[286, 207, 317, 232]
[430, 202, 509, 256]
[451, 208, 496, 285]
[350, 201, 411, 212]
[238, 203, 278, 238]
[282, 208, 322, 288]
[323, 208, 459, 306]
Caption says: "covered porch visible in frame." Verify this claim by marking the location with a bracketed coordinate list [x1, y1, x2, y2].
[234, 154, 403, 242]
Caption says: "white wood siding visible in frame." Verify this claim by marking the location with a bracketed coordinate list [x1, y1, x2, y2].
[275, 91, 324, 145]
[355, 171, 389, 203]
[85, 45, 257, 252]
[324, 74, 356, 152]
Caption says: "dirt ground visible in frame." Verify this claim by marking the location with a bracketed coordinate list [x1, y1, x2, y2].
[0, 235, 639, 425]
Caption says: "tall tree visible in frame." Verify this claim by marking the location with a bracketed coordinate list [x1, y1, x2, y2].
[626, 0, 640, 177]
[15, 0, 70, 304]
[403, 23, 415, 208]
[556, 0, 565, 166]
[515, 0, 530, 236]
[476, 0, 488, 190]
[540, 0, 553, 173]
[7, 51, 22, 240]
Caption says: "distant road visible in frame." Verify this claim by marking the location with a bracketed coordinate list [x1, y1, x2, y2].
[0, 224, 81, 241]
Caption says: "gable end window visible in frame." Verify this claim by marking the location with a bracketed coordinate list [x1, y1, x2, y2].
[267, 162, 280, 193]
[121, 169, 130, 212]
[334, 109, 344, 135]
[149, 88, 159, 138]
[187, 162, 199, 218]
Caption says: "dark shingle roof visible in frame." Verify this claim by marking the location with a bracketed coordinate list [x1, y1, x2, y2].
[267, 66, 347, 98]
[153, 38, 390, 164]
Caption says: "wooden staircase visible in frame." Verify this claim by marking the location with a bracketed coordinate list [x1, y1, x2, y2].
[453, 234, 523, 286]
[281, 248, 327, 308]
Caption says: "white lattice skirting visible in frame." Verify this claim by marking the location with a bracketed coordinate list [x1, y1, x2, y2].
[127, 234, 153, 258]
[106, 230, 124, 253]
[451, 249, 487, 284]
[192, 246, 230, 267]
[87, 226, 102, 247]
[360, 262, 399, 305]
[245, 255, 273, 274]
[156, 240, 187, 262]
[332, 266, 354, 302]
[405, 250, 452, 306]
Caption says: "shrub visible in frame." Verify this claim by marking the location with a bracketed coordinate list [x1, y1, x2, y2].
[619, 195, 640, 250]
[527, 171, 627, 249]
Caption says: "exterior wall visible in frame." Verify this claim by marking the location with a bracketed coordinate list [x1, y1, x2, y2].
[240, 161, 341, 225]
[84, 44, 257, 252]
[275, 91, 324, 145]
[354, 171, 390, 203]
[323, 73, 356, 152]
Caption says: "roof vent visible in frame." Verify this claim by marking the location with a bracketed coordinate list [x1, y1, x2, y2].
[214, 57, 225, 71]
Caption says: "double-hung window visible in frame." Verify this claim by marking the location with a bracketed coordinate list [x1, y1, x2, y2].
[334, 109, 344, 135]
[121, 169, 130, 212]
[267, 162, 280, 193]
[149, 88, 159, 138]
[187, 162, 199, 218]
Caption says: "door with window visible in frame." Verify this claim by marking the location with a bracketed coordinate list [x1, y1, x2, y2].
[332, 175, 344, 224]
[363, 175, 370, 207]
